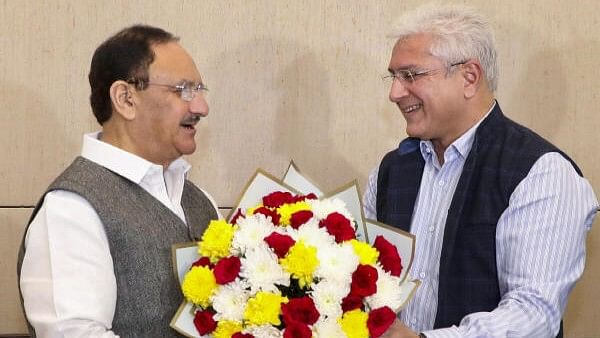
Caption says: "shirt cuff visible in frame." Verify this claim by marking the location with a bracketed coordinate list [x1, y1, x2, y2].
[420, 326, 462, 338]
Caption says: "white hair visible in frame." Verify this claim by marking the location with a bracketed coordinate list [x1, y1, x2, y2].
[389, 4, 498, 91]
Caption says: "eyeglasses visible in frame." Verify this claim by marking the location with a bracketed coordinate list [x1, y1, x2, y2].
[383, 61, 467, 84]
[127, 79, 208, 102]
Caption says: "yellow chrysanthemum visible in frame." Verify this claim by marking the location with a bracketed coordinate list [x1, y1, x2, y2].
[277, 201, 311, 226]
[339, 309, 369, 338]
[213, 320, 243, 338]
[350, 239, 380, 265]
[243, 291, 288, 326]
[181, 266, 217, 308]
[280, 240, 319, 288]
[199, 219, 235, 262]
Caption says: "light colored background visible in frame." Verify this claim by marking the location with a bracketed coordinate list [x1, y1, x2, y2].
[1, 1, 598, 336]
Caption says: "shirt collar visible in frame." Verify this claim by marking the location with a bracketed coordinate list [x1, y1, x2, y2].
[419, 101, 497, 161]
[81, 132, 191, 184]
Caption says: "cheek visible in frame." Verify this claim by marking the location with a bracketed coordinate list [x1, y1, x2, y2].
[422, 85, 452, 109]
[155, 103, 185, 130]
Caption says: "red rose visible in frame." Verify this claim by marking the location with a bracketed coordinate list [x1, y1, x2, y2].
[341, 293, 364, 312]
[281, 296, 320, 325]
[264, 232, 296, 258]
[289, 210, 313, 229]
[232, 333, 254, 338]
[319, 212, 356, 243]
[191, 256, 212, 268]
[213, 256, 241, 284]
[263, 191, 295, 208]
[193, 309, 217, 335]
[283, 320, 313, 338]
[291, 192, 318, 203]
[373, 235, 403, 277]
[304, 193, 318, 200]
[350, 264, 378, 297]
[253, 206, 281, 225]
[230, 208, 245, 225]
[367, 306, 396, 338]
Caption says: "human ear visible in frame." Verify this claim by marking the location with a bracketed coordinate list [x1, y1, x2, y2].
[109, 80, 136, 121]
[461, 60, 484, 99]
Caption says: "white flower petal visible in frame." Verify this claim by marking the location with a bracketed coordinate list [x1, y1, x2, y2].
[315, 243, 358, 283]
[309, 198, 355, 224]
[310, 280, 349, 319]
[365, 265, 404, 311]
[232, 214, 276, 255]
[240, 245, 290, 294]
[293, 218, 335, 248]
[244, 325, 283, 338]
[211, 279, 249, 322]
[313, 318, 347, 338]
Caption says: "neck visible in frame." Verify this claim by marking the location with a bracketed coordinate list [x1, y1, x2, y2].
[431, 96, 495, 165]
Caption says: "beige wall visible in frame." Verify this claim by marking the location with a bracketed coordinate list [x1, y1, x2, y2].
[1, 1, 598, 336]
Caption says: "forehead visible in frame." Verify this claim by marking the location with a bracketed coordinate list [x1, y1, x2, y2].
[389, 34, 437, 69]
[148, 41, 202, 83]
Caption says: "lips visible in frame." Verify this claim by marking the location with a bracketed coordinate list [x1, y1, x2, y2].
[180, 122, 195, 131]
[399, 103, 422, 114]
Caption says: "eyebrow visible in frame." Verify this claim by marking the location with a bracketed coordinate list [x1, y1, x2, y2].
[388, 64, 420, 74]
[176, 78, 205, 86]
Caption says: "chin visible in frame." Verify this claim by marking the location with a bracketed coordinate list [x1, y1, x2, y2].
[405, 129, 421, 139]
[177, 143, 197, 156]
[181, 148, 197, 156]
[405, 125, 427, 140]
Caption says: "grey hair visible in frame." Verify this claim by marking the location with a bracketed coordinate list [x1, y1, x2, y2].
[389, 4, 498, 91]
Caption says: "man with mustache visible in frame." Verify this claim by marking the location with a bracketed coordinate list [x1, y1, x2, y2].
[18, 25, 219, 337]
[365, 5, 598, 338]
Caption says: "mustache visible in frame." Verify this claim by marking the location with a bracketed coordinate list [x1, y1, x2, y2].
[181, 115, 202, 125]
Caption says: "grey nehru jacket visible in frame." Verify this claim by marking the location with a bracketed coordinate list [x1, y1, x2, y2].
[18, 156, 218, 337]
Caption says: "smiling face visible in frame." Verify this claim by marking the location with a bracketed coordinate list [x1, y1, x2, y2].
[388, 34, 468, 150]
[130, 41, 209, 166]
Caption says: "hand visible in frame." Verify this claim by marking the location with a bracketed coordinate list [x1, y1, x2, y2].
[381, 319, 420, 338]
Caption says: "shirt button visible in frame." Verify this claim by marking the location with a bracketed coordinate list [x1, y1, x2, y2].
[428, 226, 435, 232]
[438, 180, 445, 186]
[419, 272, 426, 279]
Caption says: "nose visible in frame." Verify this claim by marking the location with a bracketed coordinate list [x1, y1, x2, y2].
[189, 93, 209, 117]
[389, 77, 410, 102]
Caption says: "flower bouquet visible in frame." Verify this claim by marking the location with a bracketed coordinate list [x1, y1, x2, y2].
[170, 163, 419, 338]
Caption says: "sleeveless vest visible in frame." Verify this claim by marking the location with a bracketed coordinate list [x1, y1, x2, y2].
[18, 156, 218, 337]
[377, 104, 579, 337]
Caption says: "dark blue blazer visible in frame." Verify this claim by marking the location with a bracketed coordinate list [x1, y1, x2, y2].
[376, 103, 579, 337]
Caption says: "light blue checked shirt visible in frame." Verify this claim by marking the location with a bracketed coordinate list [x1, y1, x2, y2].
[364, 108, 598, 337]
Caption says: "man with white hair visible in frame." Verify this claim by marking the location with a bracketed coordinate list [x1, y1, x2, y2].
[364, 5, 598, 338]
